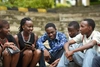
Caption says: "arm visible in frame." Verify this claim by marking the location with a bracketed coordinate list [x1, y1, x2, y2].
[73, 40, 97, 52]
[49, 34, 68, 53]
[13, 35, 20, 49]
[32, 34, 38, 49]
[36, 34, 47, 50]
[64, 39, 76, 52]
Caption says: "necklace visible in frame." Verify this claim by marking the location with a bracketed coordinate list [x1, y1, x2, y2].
[21, 31, 31, 43]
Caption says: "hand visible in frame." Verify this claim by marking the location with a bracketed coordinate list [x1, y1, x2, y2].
[44, 49, 51, 62]
[9, 45, 17, 50]
[65, 50, 74, 59]
[4, 42, 14, 47]
[49, 58, 60, 67]
[32, 44, 35, 50]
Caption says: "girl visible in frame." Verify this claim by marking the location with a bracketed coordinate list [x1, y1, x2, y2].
[14, 17, 41, 67]
[0, 20, 19, 67]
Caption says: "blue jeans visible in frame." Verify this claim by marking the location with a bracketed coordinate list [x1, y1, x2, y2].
[57, 49, 97, 67]
[92, 56, 100, 67]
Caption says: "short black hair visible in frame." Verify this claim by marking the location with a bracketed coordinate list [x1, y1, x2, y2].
[0, 20, 8, 28]
[83, 19, 95, 30]
[68, 21, 79, 30]
[19, 17, 31, 32]
[45, 23, 56, 30]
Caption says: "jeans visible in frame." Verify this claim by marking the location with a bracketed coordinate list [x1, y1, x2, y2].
[39, 50, 46, 67]
[57, 49, 97, 67]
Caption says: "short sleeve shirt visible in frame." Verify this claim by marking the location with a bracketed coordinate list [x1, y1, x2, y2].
[73, 30, 100, 52]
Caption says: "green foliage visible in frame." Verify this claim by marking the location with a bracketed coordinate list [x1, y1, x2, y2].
[0, 0, 54, 8]
[56, 3, 71, 8]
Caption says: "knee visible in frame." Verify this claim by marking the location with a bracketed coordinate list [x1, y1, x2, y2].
[24, 50, 33, 56]
[2, 49, 10, 57]
[34, 49, 41, 55]
[86, 49, 96, 54]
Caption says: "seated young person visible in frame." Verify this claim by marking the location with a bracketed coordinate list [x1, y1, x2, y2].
[57, 21, 82, 67]
[14, 17, 41, 67]
[37, 23, 68, 67]
[0, 20, 19, 67]
[57, 19, 100, 67]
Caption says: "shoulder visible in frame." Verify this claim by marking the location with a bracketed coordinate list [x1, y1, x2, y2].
[32, 33, 38, 38]
[13, 34, 18, 39]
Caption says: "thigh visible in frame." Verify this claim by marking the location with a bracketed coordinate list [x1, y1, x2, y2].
[48, 49, 64, 64]
[73, 51, 84, 66]
[92, 56, 100, 67]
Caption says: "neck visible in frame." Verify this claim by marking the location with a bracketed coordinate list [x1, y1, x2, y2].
[0, 35, 5, 39]
[86, 30, 93, 38]
[22, 31, 29, 37]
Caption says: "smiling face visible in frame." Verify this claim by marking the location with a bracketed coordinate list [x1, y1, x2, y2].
[68, 26, 79, 38]
[45, 27, 56, 40]
[22, 20, 33, 34]
[0, 23, 10, 37]
[80, 20, 92, 35]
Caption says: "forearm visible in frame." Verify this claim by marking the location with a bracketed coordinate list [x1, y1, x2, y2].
[73, 43, 93, 52]
[64, 42, 69, 52]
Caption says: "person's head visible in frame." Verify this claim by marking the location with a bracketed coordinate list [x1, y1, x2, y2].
[68, 21, 79, 38]
[80, 18, 95, 35]
[0, 20, 10, 37]
[19, 17, 33, 34]
[45, 23, 57, 39]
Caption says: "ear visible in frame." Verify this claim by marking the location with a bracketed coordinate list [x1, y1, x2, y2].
[89, 26, 92, 30]
[22, 25, 25, 29]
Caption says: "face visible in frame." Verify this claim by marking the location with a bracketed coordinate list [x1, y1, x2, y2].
[80, 21, 91, 35]
[22, 20, 33, 34]
[45, 27, 56, 39]
[68, 26, 79, 38]
[2, 23, 10, 36]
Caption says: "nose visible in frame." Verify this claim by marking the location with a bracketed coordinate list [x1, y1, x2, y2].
[79, 27, 82, 31]
[49, 33, 53, 37]
[30, 27, 33, 31]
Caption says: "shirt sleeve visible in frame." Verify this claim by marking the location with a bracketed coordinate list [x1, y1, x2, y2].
[49, 34, 68, 53]
[93, 32, 100, 44]
[73, 33, 83, 43]
[36, 34, 47, 50]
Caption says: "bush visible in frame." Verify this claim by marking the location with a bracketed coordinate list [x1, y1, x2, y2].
[56, 3, 71, 8]
[0, 0, 54, 8]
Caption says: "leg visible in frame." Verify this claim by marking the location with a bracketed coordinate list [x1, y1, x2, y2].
[22, 50, 33, 67]
[11, 53, 20, 67]
[0, 46, 2, 57]
[57, 52, 70, 67]
[39, 50, 46, 67]
[30, 49, 41, 67]
[82, 49, 97, 67]
[2, 49, 11, 67]
[92, 56, 100, 67]
[73, 51, 84, 66]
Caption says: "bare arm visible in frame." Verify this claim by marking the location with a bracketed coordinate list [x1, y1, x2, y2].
[73, 40, 97, 52]
[64, 39, 76, 52]
[13, 35, 20, 49]
[33, 34, 38, 48]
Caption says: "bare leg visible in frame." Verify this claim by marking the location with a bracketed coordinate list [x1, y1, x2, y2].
[11, 53, 20, 67]
[0, 46, 2, 57]
[2, 49, 11, 67]
[22, 50, 32, 67]
[30, 49, 41, 67]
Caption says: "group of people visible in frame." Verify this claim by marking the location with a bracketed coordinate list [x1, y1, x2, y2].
[0, 17, 100, 67]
